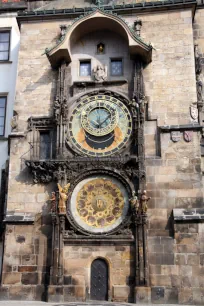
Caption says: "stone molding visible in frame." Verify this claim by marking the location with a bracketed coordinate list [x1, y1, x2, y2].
[159, 123, 202, 132]
[173, 208, 204, 221]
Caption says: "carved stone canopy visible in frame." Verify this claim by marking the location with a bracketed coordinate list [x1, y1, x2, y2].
[45, 9, 152, 68]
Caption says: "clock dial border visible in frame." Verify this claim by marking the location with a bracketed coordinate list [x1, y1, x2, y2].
[68, 174, 130, 234]
[67, 94, 132, 157]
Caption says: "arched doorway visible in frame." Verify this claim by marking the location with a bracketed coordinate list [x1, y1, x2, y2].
[90, 258, 108, 301]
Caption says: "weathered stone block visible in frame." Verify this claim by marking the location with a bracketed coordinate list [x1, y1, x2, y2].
[47, 286, 64, 303]
[22, 254, 36, 265]
[18, 266, 37, 272]
[75, 286, 85, 299]
[178, 288, 194, 305]
[112, 285, 130, 302]
[9, 286, 34, 301]
[175, 254, 186, 265]
[187, 254, 200, 266]
[2, 273, 21, 285]
[165, 287, 178, 304]
[21, 272, 38, 285]
[135, 286, 151, 304]
[64, 285, 76, 302]
[0, 286, 9, 300]
[151, 287, 165, 304]
[150, 275, 171, 286]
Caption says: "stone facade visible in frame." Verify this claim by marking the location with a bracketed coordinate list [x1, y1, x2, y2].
[0, 0, 204, 304]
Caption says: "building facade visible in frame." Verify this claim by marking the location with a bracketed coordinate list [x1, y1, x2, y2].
[0, 0, 27, 277]
[0, 0, 204, 304]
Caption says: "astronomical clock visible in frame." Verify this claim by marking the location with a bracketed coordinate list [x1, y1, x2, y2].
[65, 92, 135, 236]
[67, 94, 132, 157]
[26, 60, 148, 294]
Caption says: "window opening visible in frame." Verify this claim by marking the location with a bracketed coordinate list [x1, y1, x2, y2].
[110, 59, 123, 76]
[0, 97, 6, 136]
[0, 31, 10, 61]
[80, 60, 91, 76]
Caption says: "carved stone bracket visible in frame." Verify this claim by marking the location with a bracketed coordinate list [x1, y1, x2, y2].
[27, 116, 54, 131]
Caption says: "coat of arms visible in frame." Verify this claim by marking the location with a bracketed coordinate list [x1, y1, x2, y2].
[183, 131, 193, 142]
[171, 131, 181, 142]
[190, 105, 198, 121]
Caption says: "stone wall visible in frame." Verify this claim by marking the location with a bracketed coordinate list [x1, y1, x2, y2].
[0, 221, 51, 300]
[61, 245, 134, 302]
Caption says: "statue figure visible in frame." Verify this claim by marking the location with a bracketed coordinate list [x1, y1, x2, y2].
[129, 98, 139, 118]
[141, 190, 151, 213]
[61, 97, 68, 122]
[138, 95, 146, 120]
[59, 24, 67, 39]
[196, 74, 203, 105]
[11, 110, 18, 132]
[195, 44, 202, 75]
[50, 192, 56, 213]
[57, 183, 70, 214]
[129, 191, 139, 214]
[93, 64, 107, 82]
[54, 98, 61, 122]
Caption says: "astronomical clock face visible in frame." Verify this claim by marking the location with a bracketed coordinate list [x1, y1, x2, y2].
[70, 175, 129, 233]
[67, 95, 132, 156]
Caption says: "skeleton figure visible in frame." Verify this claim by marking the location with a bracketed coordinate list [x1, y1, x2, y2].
[57, 183, 70, 214]
[141, 190, 151, 213]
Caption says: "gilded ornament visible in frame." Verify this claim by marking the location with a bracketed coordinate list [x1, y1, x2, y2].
[76, 178, 124, 228]
[57, 183, 70, 214]
[141, 190, 150, 213]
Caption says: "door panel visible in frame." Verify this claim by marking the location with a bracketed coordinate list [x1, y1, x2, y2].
[90, 258, 108, 301]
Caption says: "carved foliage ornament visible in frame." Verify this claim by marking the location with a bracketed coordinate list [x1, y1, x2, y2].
[25, 157, 145, 185]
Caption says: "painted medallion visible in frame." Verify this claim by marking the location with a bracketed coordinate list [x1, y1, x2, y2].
[70, 175, 129, 233]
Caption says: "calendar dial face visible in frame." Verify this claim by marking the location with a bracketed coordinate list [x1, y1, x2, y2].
[70, 175, 129, 233]
[67, 95, 132, 157]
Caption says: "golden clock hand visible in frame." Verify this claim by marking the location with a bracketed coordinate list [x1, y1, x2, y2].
[100, 114, 111, 126]
[91, 120, 99, 127]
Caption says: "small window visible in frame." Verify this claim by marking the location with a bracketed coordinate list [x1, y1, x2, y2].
[40, 131, 51, 159]
[0, 97, 6, 136]
[111, 59, 123, 76]
[80, 60, 91, 77]
[0, 31, 10, 61]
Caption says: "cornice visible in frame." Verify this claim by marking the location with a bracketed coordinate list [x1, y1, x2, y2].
[17, 0, 197, 23]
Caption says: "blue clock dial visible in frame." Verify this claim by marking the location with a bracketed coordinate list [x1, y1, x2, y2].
[81, 101, 118, 136]
[89, 108, 111, 129]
